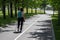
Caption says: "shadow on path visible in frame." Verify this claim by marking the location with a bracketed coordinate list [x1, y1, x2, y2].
[0, 29, 14, 33]
[28, 20, 53, 40]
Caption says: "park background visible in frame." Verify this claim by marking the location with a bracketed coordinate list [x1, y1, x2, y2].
[0, 0, 60, 40]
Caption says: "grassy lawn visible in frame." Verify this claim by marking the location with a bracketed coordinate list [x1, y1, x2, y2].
[52, 14, 60, 40]
[0, 8, 44, 27]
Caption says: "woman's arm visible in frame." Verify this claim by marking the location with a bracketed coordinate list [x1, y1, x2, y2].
[22, 12, 25, 21]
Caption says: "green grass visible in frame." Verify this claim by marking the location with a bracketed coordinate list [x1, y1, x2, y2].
[0, 15, 16, 27]
[52, 14, 60, 40]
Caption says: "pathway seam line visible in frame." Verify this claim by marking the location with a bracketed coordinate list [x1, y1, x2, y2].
[14, 16, 41, 40]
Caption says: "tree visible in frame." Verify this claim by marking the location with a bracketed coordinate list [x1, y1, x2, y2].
[6, 0, 10, 16]
[2, 0, 6, 19]
[14, 0, 17, 17]
[48, 0, 60, 24]
[10, 0, 13, 18]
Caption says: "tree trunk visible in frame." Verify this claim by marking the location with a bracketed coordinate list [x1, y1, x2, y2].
[44, 7, 45, 14]
[26, 1, 28, 14]
[26, 7, 28, 14]
[22, 0, 24, 8]
[42, 3, 46, 14]
[8, 4, 10, 16]
[31, 8, 33, 13]
[2, 0, 6, 19]
[15, 6, 17, 17]
[35, 8, 37, 14]
[14, 0, 17, 17]
[10, 1, 13, 18]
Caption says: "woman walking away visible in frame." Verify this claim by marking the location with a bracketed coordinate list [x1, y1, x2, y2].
[17, 8, 25, 33]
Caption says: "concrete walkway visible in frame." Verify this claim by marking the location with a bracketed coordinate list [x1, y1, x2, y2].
[0, 14, 55, 40]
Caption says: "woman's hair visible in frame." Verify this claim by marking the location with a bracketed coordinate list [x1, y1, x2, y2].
[18, 7, 23, 12]
[18, 7, 20, 10]
[20, 8, 23, 11]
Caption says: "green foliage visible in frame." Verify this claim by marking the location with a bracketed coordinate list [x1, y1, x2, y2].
[48, 0, 60, 10]
[0, 0, 48, 9]
[0, 0, 2, 7]
[52, 14, 60, 40]
[0, 16, 16, 27]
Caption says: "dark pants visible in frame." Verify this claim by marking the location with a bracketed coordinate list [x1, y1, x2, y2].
[17, 17, 24, 32]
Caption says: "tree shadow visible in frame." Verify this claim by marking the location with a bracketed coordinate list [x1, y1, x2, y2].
[0, 28, 21, 34]
[28, 28, 53, 40]
[8, 23, 16, 26]
[2, 30, 14, 32]
[0, 26, 15, 33]
[36, 20, 51, 28]
[0, 29, 14, 33]
[13, 31, 21, 34]
[37, 20, 51, 23]
[36, 24, 51, 27]
[27, 20, 53, 40]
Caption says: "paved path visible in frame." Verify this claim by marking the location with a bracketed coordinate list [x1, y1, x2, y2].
[0, 14, 55, 40]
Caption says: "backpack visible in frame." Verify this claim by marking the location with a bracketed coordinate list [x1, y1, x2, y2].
[18, 11, 22, 18]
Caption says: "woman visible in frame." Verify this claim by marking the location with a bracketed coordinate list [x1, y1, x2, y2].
[17, 8, 25, 33]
